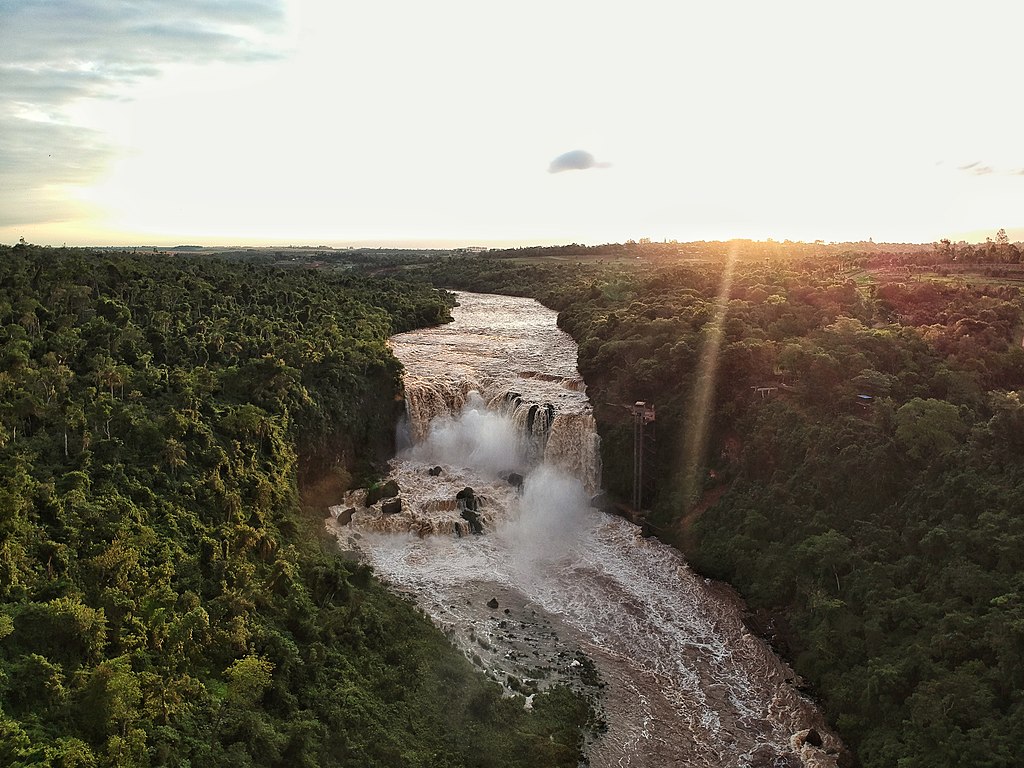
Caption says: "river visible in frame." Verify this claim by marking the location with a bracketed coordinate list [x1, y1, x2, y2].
[327, 292, 840, 767]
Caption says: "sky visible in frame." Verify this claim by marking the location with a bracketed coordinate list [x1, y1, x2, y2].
[3, 0, 1024, 248]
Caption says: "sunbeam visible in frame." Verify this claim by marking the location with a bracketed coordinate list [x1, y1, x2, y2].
[681, 241, 740, 504]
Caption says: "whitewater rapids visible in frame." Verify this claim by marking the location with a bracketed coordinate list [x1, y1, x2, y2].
[327, 292, 839, 767]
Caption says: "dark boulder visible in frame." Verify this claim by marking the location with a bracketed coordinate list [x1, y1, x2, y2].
[366, 478, 400, 505]
[487, 597, 499, 610]
[457, 487, 483, 533]
[336, 508, 356, 526]
[461, 508, 483, 534]
[456, 487, 478, 510]
[428, 466, 443, 476]
[504, 472, 524, 489]
[381, 498, 402, 515]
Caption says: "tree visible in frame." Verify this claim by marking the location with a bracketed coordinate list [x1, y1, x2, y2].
[894, 398, 965, 462]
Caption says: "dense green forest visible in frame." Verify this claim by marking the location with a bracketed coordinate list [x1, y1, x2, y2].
[0, 246, 593, 767]
[403, 248, 1024, 767]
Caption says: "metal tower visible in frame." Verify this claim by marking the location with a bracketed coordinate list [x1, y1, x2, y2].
[632, 401, 656, 511]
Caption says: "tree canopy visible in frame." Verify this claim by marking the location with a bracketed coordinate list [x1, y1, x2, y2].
[0, 246, 593, 767]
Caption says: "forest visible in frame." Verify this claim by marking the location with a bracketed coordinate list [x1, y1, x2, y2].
[6, 239, 1024, 767]
[0, 246, 594, 767]
[400, 244, 1024, 767]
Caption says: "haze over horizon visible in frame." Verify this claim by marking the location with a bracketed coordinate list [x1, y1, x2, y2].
[4, 1, 1024, 248]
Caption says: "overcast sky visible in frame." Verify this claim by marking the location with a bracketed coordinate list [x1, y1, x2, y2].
[3, 0, 1023, 247]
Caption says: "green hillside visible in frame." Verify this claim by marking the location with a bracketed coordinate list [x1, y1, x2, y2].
[0, 246, 591, 767]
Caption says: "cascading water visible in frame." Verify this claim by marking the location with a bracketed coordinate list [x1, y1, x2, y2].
[327, 292, 840, 767]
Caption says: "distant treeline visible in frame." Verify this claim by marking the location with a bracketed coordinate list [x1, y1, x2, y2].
[482, 239, 935, 262]
[403, 251, 1024, 768]
[65, 234, 1020, 272]
[0, 246, 593, 767]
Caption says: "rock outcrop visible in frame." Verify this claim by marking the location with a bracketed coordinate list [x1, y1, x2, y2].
[366, 479, 400, 506]
[456, 487, 483, 534]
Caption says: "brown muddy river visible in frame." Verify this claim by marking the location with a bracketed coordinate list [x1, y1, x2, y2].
[328, 291, 840, 767]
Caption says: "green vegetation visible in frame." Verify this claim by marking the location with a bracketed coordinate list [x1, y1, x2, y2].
[403, 244, 1024, 767]
[0, 246, 591, 767]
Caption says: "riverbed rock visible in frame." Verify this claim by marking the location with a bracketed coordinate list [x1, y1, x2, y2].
[590, 492, 615, 512]
[789, 729, 840, 768]
[457, 487, 483, 533]
[381, 498, 402, 515]
[487, 597, 500, 610]
[336, 507, 355, 526]
[456, 487, 483, 534]
[428, 465, 443, 476]
[461, 507, 483, 534]
[790, 729, 823, 751]
[366, 479, 400, 506]
[455, 486, 478, 509]
[504, 472, 524, 489]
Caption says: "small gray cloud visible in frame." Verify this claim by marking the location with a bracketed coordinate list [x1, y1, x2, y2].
[548, 149, 611, 174]
[0, 0, 285, 228]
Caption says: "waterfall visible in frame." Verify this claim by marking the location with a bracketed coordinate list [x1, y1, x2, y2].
[326, 292, 841, 768]
[336, 384, 600, 538]
[402, 374, 478, 443]
[546, 412, 601, 495]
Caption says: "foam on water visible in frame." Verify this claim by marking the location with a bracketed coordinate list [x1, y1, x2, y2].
[328, 292, 839, 767]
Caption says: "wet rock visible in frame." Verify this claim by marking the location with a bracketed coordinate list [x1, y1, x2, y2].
[504, 472, 524, 489]
[336, 508, 356, 526]
[457, 487, 483, 533]
[487, 597, 500, 610]
[461, 508, 483, 534]
[366, 479, 400, 506]
[455, 487, 478, 510]
[590, 492, 615, 512]
[791, 729, 823, 751]
[428, 465, 444, 476]
[381, 498, 402, 515]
